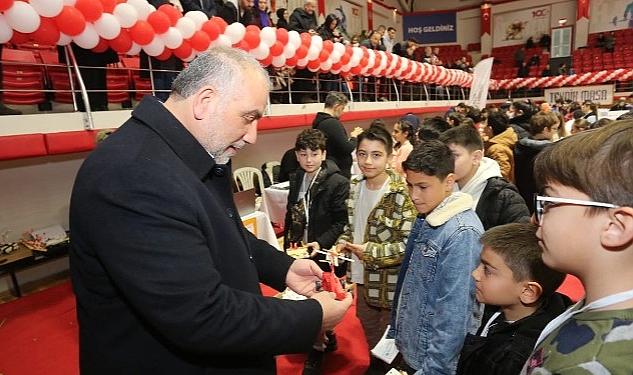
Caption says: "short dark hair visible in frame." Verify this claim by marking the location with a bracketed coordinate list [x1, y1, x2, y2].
[402, 140, 454, 179]
[439, 124, 484, 152]
[481, 223, 566, 301]
[419, 117, 450, 141]
[387, 27, 396, 32]
[357, 126, 393, 154]
[397, 119, 417, 144]
[534, 120, 633, 210]
[582, 100, 598, 112]
[324, 91, 348, 109]
[369, 119, 387, 129]
[591, 117, 613, 129]
[466, 107, 483, 123]
[295, 129, 326, 151]
[487, 111, 509, 136]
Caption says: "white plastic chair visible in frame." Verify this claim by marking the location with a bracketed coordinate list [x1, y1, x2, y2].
[233, 167, 266, 210]
[262, 161, 281, 186]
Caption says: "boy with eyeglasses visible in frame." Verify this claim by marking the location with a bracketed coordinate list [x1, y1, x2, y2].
[521, 121, 633, 374]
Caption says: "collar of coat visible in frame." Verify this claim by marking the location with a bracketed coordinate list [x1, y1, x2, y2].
[349, 169, 407, 195]
[131, 96, 218, 181]
[426, 192, 473, 227]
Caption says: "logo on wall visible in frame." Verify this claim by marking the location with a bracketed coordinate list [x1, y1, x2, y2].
[403, 12, 457, 44]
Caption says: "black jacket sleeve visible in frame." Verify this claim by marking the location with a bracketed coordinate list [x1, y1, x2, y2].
[497, 187, 531, 225]
[85, 166, 322, 356]
[315, 176, 349, 249]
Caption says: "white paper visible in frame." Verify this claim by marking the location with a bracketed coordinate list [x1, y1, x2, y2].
[31, 224, 68, 246]
[371, 325, 399, 364]
[386, 369, 405, 375]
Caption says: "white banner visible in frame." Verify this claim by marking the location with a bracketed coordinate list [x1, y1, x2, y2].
[493, 6, 551, 47]
[544, 84, 614, 105]
[589, 0, 633, 33]
[468, 57, 494, 109]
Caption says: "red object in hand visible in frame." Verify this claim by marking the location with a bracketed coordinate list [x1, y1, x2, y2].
[320, 272, 346, 301]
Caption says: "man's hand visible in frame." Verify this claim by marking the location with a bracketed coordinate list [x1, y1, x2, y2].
[311, 291, 353, 332]
[305, 241, 320, 258]
[350, 126, 364, 138]
[286, 259, 323, 297]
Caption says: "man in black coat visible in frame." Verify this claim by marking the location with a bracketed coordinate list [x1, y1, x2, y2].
[312, 92, 363, 179]
[289, 0, 318, 34]
[69, 47, 352, 374]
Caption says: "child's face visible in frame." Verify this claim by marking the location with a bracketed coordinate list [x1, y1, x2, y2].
[356, 139, 391, 180]
[472, 246, 525, 306]
[447, 143, 481, 183]
[405, 170, 454, 214]
[535, 183, 601, 274]
[296, 148, 325, 174]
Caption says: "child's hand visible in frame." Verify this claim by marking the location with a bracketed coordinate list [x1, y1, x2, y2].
[305, 241, 320, 258]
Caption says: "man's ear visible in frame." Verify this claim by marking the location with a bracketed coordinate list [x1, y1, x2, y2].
[601, 207, 633, 250]
[472, 149, 484, 165]
[519, 281, 543, 305]
[192, 86, 217, 121]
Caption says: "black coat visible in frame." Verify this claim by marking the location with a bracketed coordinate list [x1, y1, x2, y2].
[283, 159, 349, 275]
[70, 96, 322, 374]
[457, 293, 572, 375]
[476, 177, 531, 230]
[288, 7, 317, 33]
[312, 112, 357, 179]
[514, 138, 552, 212]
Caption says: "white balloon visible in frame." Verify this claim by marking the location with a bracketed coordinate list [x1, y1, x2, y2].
[63, 0, 76, 5]
[331, 68, 340, 74]
[147, 4, 156, 13]
[5, 2, 40, 34]
[215, 34, 232, 47]
[310, 35, 323, 50]
[282, 43, 296, 59]
[185, 11, 207, 30]
[250, 43, 269, 60]
[306, 45, 319, 61]
[287, 30, 301, 48]
[114, 3, 138, 28]
[30, 0, 64, 18]
[143, 36, 165, 56]
[57, 32, 72, 45]
[127, 0, 151, 21]
[127, 42, 141, 55]
[0, 15, 13, 44]
[329, 51, 341, 63]
[94, 13, 121, 40]
[259, 26, 276, 47]
[224, 22, 245, 45]
[176, 17, 196, 39]
[333, 42, 345, 56]
[297, 57, 309, 66]
[272, 55, 286, 68]
[161, 27, 183, 49]
[320, 60, 332, 71]
[73, 24, 99, 49]
[308, 65, 319, 72]
[184, 51, 197, 62]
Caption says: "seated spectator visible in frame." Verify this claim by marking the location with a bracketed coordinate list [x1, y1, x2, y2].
[541, 64, 552, 77]
[383, 27, 397, 53]
[558, 63, 569, 76]
[539, 33, 551, 49]
[251, 0, 272, 27]
[604, 31, 615, 52]
[457, 223, 570, 375]
[289, 0, 317, 34]
[485, 111, 518, 183]
[276, 8, 289, 29]
[526, 36, 535, 49]
[440, 125, 530, 229]
[238, 0, 256, 25]
[611, 97, 631, 111]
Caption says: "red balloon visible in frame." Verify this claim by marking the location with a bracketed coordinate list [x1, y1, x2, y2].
[156, 48, 173, 61]
[174, 40, 192, 60]
[300, 32, 311, 47]
[235, 40, 250, 51]
[92, 38, 109, 53]
[307, 59, 320, 70]
[340, 52, 350, 65]
[31, 17, 60, 46]
[190, 30, 211, 51]
[243, 30, 260, 49]
[158, 4, 181, 26]
[259, 54, 272, 67]
[245, 25, 260, 34]
[109, 29, 132, 53]
[286, 55, 298, 67]
[270, 41, 284, 57]
[148, 10, 171, 34]
[322, 40, 334, 53]
[75, 0, 103, 22]
[0, 0, 13, 12]
[295, 45, 308, 59]
[211, 16, 227, 34]
[332, 62, 342, 70]
[361, 47, 369, 59]
[359, 57, 368, 67]
[10, 31, 29, 45]
[55, 6, 86, 36]
[350, 66, 362, 75]
[99, 0, 117, 13]
[276, 28, 289, 45]
[318, 50, 330, 62]
[130, 20, 155, 46]
[201, 20, 220, 41]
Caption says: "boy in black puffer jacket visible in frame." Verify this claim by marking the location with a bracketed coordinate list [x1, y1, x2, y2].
[458, 223, 572, 375]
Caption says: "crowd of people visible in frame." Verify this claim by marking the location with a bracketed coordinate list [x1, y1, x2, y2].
[63, 45, 633, 375]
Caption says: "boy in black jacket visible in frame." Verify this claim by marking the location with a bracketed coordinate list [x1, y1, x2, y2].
[458, 223, 571, 375]
[440, 124, 530, 229]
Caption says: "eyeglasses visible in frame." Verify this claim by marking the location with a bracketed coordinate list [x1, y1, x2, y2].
[533, 195, 620, 224]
